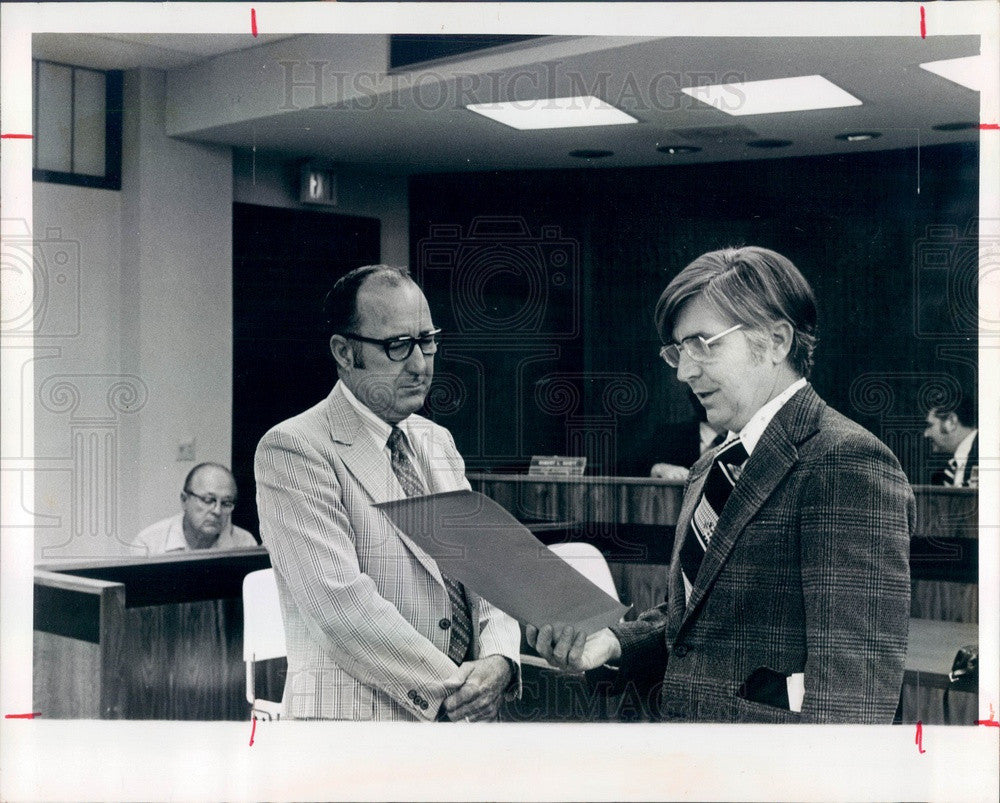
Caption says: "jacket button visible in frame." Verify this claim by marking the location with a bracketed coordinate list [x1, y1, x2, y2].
[439, 618, 451, 630]
[420, 700, 428, 710]
[407, 689, 417, 699]
[673, 644, 689, 658]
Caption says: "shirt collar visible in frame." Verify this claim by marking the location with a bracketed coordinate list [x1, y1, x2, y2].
[164, 512, 231, 552]
[733, 377, 809, 456]
[953, 429, 978, 465]
[339, 379, 413, 449]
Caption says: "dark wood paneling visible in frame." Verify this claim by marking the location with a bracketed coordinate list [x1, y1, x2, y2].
[124, 600, 246, 720]
[232, 202, 381, 536]
[410, 144, 978, 482]
[33, 631, 102, 718]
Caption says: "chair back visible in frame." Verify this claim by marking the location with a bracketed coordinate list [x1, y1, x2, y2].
[243, 568, 286, 662]
[547, 542, 619, 601]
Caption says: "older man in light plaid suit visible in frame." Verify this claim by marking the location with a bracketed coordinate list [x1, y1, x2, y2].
[529, 247, 913, 723]
[255, 265, 520, 721]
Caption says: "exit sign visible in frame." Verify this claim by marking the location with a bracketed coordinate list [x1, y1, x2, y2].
[300, 165, 337, 206]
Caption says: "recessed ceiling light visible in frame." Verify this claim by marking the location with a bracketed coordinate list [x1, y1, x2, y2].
[656, 145, 702, 155]
[746, 139, 793, 149]
[466, 96, 637, 130]
[835, 131, 882, 142]
[569, 149, 614, 159]
[932, 121, 979, 132]
[682, 75, 862, 116]
[920, 56, 983, 92]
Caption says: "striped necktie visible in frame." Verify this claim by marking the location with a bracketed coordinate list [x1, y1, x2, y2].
[944, 457, 958, 486]
[386, 426, 472, 665]
[680, 438, 749, 588]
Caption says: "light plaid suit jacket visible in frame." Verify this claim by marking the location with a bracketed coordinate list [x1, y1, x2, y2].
[254, 382, 521, 721]
[614, 385, 913, 723]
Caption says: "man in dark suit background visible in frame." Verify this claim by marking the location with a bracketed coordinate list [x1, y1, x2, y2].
[529, 246, 913, 723]
[924, 396, 979, 487]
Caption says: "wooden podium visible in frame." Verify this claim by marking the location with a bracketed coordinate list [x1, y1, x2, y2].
[34, 547, 274, 719]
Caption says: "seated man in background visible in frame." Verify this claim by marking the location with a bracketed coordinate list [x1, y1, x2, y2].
[131, 462, 257, 555]
[924, 396, 979, 487]
[649, 389, 727, 481]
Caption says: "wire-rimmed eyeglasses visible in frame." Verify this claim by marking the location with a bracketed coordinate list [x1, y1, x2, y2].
[342, 328, 442, 362]
[183, 489, 237, 510]
[659, 323, 743, 368]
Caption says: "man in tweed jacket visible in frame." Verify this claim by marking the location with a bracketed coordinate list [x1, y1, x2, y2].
[255, 265, 520, 721]
[529, 247, 912, 723]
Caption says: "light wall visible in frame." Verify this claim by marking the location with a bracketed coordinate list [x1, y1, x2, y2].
[232, 150, 409, 264]
[32, 68, 409, 560]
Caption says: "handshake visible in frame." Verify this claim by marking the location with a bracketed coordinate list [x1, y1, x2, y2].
[524, 624, 623, 672]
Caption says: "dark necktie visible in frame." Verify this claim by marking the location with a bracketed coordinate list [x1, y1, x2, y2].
[386, 425, 472, 665]
[680, 438, 749, 588]
[944, 457, 959, 486]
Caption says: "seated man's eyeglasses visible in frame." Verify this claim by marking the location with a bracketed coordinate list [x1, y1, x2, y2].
[342, 328, 442, 362]
[660, 323, 743, 368]
[184, 489, 237, 510]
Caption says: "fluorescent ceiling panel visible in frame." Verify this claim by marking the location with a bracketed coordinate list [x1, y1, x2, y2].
[466, 95, 637, 130]
[920, 56, 983, 92]
[682, 75, 863, 116]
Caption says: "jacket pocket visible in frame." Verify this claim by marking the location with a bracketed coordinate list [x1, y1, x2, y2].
[733, 695, 802, 724]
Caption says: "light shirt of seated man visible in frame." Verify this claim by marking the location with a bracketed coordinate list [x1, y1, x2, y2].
[131, 462, 257, 555]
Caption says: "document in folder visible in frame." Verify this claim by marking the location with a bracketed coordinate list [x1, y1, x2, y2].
[374, 490, 629, 635]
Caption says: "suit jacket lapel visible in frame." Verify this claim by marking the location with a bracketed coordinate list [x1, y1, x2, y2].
[680, 385, 823, 627]
[325, 384, 445, 585]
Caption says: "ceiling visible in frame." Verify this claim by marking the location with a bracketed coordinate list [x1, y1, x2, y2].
[33, 32, 982, 175]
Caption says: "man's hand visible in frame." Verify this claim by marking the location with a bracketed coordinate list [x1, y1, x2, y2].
[650, 463, 690, 481]
[441, 655, 513, 722]
[525, 625, 622, 672]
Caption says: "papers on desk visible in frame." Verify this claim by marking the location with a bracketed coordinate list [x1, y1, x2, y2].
[375, 490, 629, 635]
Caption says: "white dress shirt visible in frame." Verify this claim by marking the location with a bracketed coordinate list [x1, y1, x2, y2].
[950, 429, 979, 486]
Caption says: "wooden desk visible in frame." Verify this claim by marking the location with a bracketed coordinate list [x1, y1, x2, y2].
[34, 548, 275, 719]
[909, 485, 978, 623]
[900, 618, 978, 725]
[467, 473, 685, 526]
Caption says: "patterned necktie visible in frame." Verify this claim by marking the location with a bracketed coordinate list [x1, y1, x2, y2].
[680, 438, 749, 587]
[944, 457, 959, 486]
[386, 425, 472, 665]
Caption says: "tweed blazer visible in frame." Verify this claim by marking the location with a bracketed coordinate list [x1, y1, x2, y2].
[614, 385, 913, 723]
[254, 382, 521, 721]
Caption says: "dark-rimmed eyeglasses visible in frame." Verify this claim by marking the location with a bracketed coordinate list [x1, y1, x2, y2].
[183, 489, 237, 510]
[659, 323, 743, 368]
[342, 328, 442, 362]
